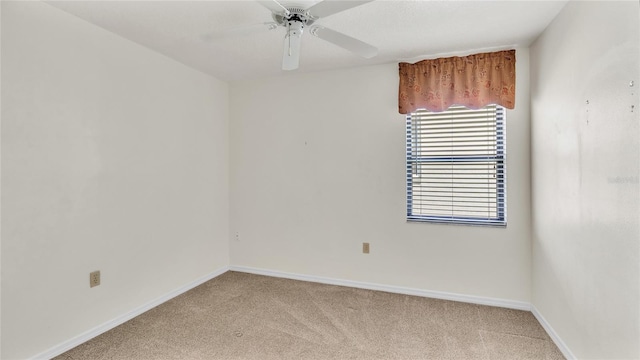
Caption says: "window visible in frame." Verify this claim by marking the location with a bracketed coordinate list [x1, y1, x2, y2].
[406, 105, 506, 226]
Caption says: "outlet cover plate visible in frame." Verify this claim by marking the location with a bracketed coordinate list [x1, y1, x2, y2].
[90, 270, 101, 288]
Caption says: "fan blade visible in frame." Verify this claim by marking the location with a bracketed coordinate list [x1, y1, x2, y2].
[257, 0, 290, 15]
[282, 29, 302, 70]
[202, 22, 278, 42]
[307, 0, 373, 19]
[309, 25, 377, 58]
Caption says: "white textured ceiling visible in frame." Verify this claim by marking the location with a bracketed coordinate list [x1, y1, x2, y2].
[46, 0, 567, 82]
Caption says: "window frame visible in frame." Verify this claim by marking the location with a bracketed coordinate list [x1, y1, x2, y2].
[405, 105, 506, 227]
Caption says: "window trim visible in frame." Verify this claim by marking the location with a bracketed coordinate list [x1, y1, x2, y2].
[405, 105, 507, 227]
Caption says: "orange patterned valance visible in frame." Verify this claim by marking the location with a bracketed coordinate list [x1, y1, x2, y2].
[398, 50, 516, 114]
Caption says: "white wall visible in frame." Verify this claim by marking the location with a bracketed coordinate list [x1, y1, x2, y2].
[230, 49, 532, 303]
[0, 2, 3, 357]
[530, 1, 639, 359]
[1, 2, 230, 359]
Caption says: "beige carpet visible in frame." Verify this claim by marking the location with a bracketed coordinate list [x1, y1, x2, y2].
[55, 271, 565, 359]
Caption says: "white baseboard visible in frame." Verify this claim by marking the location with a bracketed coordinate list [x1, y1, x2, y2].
[531, 305, 576, 360]
[32, 266, 230, 360]
[229, 265, 531, 311]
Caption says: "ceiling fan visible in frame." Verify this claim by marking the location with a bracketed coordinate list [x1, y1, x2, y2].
[205, 0, 378, 71]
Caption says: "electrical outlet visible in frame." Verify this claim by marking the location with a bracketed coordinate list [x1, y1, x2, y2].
[235, 232, 240, 241]
[362, 242, 370, 254]
[90, 270, 101, 288]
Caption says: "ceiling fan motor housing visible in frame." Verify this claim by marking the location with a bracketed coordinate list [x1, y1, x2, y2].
[273, 7, 315, 32]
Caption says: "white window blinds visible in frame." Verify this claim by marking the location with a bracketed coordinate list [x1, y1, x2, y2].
[406, 105, 506, 226]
